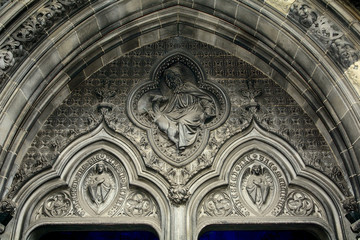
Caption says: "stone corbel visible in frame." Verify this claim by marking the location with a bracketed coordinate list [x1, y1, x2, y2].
[0, 199, 16, 233]
[343, 198, 360, 238]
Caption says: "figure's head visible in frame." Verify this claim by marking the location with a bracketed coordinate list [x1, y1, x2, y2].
[95, 162, 105, 173]
[251, 164, 262, 175]
[164, 67, 183, 90]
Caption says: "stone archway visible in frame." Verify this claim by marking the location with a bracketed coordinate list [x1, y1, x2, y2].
[0, 1, 359, 239]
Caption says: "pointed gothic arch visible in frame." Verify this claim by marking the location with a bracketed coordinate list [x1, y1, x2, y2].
[0, 0, 359, 239]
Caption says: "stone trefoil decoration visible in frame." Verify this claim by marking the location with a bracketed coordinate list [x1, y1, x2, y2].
[42, 192, 72, 217]
[124, 191, 154, 217]
[203, 191, 232, 217]
[289, 0, 359, 69]
[127, 51, 229, 166]
[285, 191, 314, 216]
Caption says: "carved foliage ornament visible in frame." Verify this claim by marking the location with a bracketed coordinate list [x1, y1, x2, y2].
[0, 0, 88, 80]
[198, 153, 326, 220]
[284, 189, 325, 219]
[127, 51, 230, 166]
[124, 191, 154, 217]
[289, 0, 359, 69]
[203, 191, 232, 217]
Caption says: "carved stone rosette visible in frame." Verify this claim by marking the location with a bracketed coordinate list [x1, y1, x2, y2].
[202, 191, 233, 217]
[33, 190, 73, 220]
[70, 152, 128, 216]
[124, 191, 157, 217]
[284, 189, 325, 219]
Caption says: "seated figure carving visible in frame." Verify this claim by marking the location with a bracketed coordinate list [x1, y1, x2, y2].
[146, 66, 216, 152]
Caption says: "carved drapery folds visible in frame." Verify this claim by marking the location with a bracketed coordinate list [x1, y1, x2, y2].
[198, 151, 326, 221]
[127, 51, 229, 166]
[32, 152, 159, 221]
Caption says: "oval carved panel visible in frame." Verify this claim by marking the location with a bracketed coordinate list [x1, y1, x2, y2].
[229, 152, 287, 216]
[70, 152, 128, 216]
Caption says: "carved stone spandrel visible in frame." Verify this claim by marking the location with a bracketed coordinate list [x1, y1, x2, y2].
[284, 189, 326, 220]
[201, 191, 233, 217]
[32, 190, 74, 221]
[123, 190, 159, 219]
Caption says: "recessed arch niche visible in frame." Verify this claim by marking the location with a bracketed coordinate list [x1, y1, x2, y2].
[190, 121, 345, 240]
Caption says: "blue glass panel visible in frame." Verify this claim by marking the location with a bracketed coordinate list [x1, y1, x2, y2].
[39, 231, 159, 240]
[199, 230, 319, 240]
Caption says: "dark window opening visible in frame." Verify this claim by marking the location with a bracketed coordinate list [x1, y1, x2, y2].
[38, 231, 159, 240]
[199, 230, 320, 240]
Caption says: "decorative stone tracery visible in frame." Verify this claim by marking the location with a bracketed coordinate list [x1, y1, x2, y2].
[3, 36, 354, 239]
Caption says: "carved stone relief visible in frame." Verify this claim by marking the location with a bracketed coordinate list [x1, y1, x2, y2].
[70, 152, 128, 216]
[289, 0, 359, 69]
[0, 0, 90, 86]
[127, 51, 229, 166]
[32, 152, 159, 221]
[284, 190, 324, 219]
[11, 37, 351, 205]
[230, 152, 286, 216]
[198, 152, 326, 221]
[42, 191, 73, 218]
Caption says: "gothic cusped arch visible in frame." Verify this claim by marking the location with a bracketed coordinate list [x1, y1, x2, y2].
[10, 121, 170, 240]
[188, 121, 348, 239]
[0, 0, 359, 239]
[0, 1, 358, 201]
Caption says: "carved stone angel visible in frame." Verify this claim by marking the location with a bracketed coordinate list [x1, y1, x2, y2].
[87, 162, 112, 206]
[245, 165, 273, 209]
